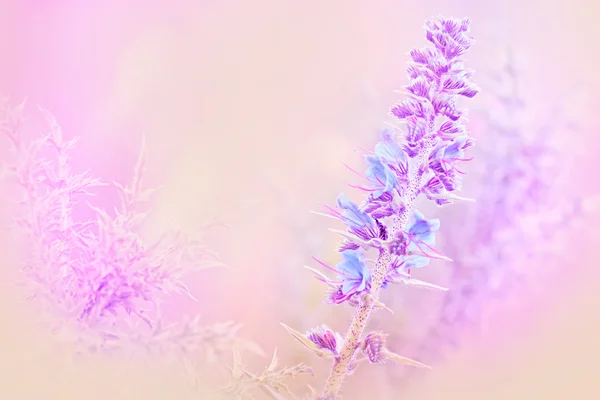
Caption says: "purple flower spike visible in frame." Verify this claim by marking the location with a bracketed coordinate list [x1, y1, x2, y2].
[425, 16, 474, 60]
[392, 15, 479, 153]
[312, 250, 371, 305]
[289, 16, 479, 399]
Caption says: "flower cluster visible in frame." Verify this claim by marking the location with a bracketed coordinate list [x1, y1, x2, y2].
[274, 15, 480, 399]
[310, 16, 478, 303]
[0, 97, 261, 367]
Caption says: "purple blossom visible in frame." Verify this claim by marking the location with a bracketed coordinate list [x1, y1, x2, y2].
[336, 250, 371, 295]
[332, 193, 380, 241]
[405, 210, 441, 256]
[442, 135, 474, 161]
[428, 135, 474, 192]
[307, 325, 344, 355]
[374, 129, 409, 177]
[363, 191, 399, 220]
[364, 155, 400, 199]
[312, 250, 371, 304]
[391, 16, 479, 150]
[362, 332, 387, 363]
[325, 285, 360, 306]
[388, 16, 479, 207]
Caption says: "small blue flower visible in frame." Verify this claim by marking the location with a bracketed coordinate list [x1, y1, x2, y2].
[365, 155, 399, 199]
[335, 250, 371, 295]
[374, 129, 408, 175]
[406, 209, 440, 251]
[312, 250, 372, 304]
[336, 193, 379, 241]
[442, 135, 473, 160]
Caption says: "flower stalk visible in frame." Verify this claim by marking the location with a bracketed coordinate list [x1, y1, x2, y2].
[299, 16, 478, 399]
[224, 15, 480, 400]
[321, 140, 433, 398]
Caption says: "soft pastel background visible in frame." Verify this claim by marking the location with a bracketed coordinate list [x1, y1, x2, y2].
[1, 0, 599, 399]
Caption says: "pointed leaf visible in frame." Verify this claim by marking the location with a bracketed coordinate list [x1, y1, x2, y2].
[383, 349, 431, 369]
[280, 323, 334, 358]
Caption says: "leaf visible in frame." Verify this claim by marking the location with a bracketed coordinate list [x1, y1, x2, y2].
[280, 323, 334, 358]
[401, 277, 448, 291]
[391, 271, 448, 291]
[267, 349, 279, 372]
[383, 349, 431, 369]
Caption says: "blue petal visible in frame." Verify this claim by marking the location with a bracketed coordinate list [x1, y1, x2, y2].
[355, 277, 367, 292]
[365, 155, 399, 198]
[404, 255, 431, 268]
[361, 262, 371, 282]
[429, 218, 441, 232]
[407, 210, 440, 246]
[411, 209, 426, 223]
[336, 193, 375, 230]
[375, 129, 407, 165]
[365, 155, 385, 181]
[443, 142, 462, 159]
[336, 250, 365, 278]
[443, 135, 469, 159]
[336, 193, 354, 209]
[342, 281, 358, 295]
[409, 218, 430, 237]
[430, 144, 446, 161]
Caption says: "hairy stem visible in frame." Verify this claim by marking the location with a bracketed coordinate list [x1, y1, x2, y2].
[319, 139, 433, 399]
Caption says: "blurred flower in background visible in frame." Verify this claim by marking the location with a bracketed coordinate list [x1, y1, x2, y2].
[380, 47, 594, 390]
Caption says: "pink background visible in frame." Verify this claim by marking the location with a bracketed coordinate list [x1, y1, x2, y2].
[1, 1, 599, 399]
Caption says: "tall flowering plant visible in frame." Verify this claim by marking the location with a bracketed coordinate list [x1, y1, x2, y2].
[0, 97, 261, 376]
[225, 15, 480, 400]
